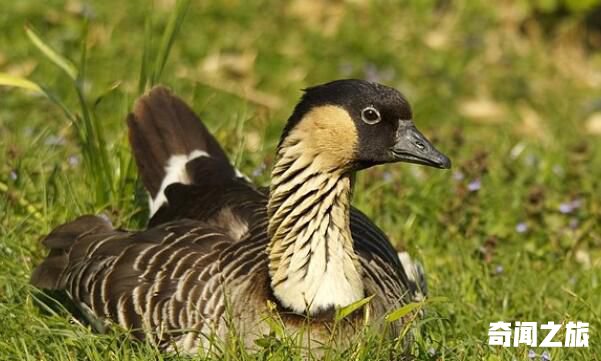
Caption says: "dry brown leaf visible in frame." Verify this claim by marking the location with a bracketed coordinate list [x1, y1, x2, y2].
[286, 0, 346, 37]
[458, 97, 506, 124]
[516, 104, 546, 139]
[201, 50, 257, 84]
[65, 0, 83, 14]
[585, 112, 601, 135]
[424, 30, 448, 50]
[155, 0, 176, 11]
[245, 131, 262, 152]
[5, 60, 37, 78]
[574, 249, 591, 269]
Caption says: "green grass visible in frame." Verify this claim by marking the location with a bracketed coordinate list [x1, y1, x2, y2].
[1, 0, 601, 360]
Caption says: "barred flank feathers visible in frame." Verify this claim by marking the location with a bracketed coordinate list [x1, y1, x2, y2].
[31, 215, 113, 289]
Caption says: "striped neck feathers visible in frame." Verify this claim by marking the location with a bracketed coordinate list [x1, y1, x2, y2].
[267, 105, 364, 315]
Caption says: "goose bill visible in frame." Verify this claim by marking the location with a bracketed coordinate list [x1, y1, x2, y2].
[391, 123, 451, 169]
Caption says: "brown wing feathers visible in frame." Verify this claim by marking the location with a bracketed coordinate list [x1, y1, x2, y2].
[31, 215, 114, 289]
[33, 216, 235, 343]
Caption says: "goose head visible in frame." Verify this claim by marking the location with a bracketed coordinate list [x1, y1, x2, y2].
[277, 79, 451, 172]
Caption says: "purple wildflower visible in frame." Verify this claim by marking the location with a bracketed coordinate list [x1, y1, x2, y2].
[527, 349, 537, 360]
[559, 198, 583, 214]
[494, 265, 504, 275]
[541, 350, 551, 361]
[552, 165, 564, 176]
[453, 170, 464, 181]
[363, 63, 395, 83]
[251, 163, 266, 178]
[81, 3, 96, 18]
[559, 202, 574, 214]
[524, 154, 538, 167]
[570, 198, 583, 209]
[467, 179, 481, 192]
[68, 155, 80, 167]
[382, 171, 393, 182]
[569, 218, 579, 230]
[515, 222, 528, 234]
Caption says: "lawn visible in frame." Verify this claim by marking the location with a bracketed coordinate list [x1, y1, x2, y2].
[1, 0, 600, 360]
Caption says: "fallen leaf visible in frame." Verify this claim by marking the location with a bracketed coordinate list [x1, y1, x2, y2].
[4, 60, 37, 78]
[424, 30, 449, 50]
[286, 0, 346, 37]
[516, 103, 546, 139]
[585, 112, 601, 135]
[201, 49, 257, 84]
[458, 97, 506, 124]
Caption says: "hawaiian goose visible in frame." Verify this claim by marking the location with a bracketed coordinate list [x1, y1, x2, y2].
[31, 79, 451, 354]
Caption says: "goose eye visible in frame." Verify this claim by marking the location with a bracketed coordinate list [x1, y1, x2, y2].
[361, 106, 381, 124]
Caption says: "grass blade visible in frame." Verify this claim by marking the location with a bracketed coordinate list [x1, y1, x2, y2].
[151, 0, 190, 85]
[0, 73, 43, 93]
[25, 24, 78, 80]
[138, 12, 153, 94]
[335, 295, 375, 321]
[385, 302, 421, 323]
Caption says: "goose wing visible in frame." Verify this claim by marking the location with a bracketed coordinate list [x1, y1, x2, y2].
[31, 215, 235, 345]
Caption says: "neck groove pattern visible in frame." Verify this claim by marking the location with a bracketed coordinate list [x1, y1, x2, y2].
[267, 140, 364, 314]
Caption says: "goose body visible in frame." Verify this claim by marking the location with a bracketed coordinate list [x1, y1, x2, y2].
[31, 80, 450, 354]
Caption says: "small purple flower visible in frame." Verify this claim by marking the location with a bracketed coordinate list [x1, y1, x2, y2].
[527, 349, 537, 360]
[559, 202, 574, 214]
[552, 165, 564, 176]
[9, 170, 17, 181]
[68, 155, 80, 167]
[524, 154, 538, 167]
[467, 179, 481, 192]
[559, 198, 583, 214]
[494, 265, 504, 275]
[541, 350, 551, 361]
[515, 222, 528, 234]
[363, 63, 395, 83]
[570, 198, 583, 209]
[569, 218, 579, 230]
[453, 170, 464, 181]
[81, 3, 96, 18]
[251, 163, 266, 178]
[382, 171, 393, 182]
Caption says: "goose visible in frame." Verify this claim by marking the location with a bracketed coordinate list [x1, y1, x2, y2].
[31, 79, 451, 354]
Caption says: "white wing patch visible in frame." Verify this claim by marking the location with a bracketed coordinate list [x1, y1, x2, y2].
[397, 251, 427, 301]
[149, 150, 209, 216]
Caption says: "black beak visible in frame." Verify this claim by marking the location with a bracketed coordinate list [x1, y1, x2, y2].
[391, 122, 451, 169]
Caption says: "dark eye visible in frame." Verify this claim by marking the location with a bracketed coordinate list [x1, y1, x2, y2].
[361, 106, 381, 124]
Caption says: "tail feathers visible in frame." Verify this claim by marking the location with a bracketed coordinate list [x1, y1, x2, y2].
[31, 215, 113, 290]
[127, 86, 231, 199]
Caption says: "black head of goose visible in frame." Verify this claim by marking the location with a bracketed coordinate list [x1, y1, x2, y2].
[31, 79, 450, 354]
